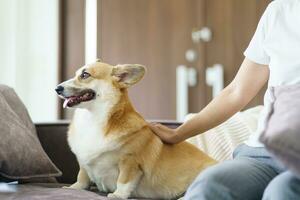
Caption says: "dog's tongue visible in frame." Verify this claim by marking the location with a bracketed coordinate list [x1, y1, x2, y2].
[63, 98, 71, 108]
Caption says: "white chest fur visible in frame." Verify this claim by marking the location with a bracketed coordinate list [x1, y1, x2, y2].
[68, 108, 121, 192]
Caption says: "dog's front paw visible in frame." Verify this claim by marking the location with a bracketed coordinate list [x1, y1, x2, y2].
[107, 192, 128, 199]
[63, 182, 88, 190]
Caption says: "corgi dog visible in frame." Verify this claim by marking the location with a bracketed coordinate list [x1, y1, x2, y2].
[55, 60, 216, 199]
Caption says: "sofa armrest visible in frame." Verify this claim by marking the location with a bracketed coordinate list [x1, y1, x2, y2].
[35, 121, 77, 184]
[35, 120, 181, 184]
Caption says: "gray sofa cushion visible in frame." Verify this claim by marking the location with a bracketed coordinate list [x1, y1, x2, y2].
[0, 184, 109, 200]
[0, 183, 149, 200]
[259, 85, 300, 176]
[0, 85, 61, 180]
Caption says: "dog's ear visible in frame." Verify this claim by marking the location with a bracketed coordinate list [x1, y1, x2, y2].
[112, 64, 146, 88]
[95, 58, 102, 62]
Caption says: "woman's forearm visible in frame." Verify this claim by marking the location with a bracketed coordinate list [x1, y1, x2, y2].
[148, 58, 269, 144]
[173, 58, 269, 142]
[174, 86, 248, 141]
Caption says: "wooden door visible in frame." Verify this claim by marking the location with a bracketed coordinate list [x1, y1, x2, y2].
[97, 0, 271, 120]
[97, 0, 206, 120]
[205, 0, 271, 107]
[60, 0, 272, 120]
[59, 0, 86, 119]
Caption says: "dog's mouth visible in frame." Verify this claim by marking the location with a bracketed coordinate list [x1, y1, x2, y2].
[62, 89, 96, 108]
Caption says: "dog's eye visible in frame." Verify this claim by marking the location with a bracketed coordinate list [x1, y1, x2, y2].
[80, 72, 91, 79]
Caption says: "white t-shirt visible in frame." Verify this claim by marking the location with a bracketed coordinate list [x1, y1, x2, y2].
[244, 0, 300, 147]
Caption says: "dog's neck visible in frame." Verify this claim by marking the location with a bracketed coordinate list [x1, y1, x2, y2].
[104, 89, 144, 135]
[75, 88, 143, 136]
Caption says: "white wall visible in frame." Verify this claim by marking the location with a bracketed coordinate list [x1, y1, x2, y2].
[0, 0, 59, 122]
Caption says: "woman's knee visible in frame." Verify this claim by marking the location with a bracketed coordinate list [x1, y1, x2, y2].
[263, 171, 300, 200]
[184, 162, 237, 200]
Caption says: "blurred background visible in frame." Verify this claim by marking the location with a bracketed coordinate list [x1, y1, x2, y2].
[0, 0, 271, 122]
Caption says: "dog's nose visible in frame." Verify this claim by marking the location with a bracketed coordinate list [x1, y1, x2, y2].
[55, 85, 64, 95]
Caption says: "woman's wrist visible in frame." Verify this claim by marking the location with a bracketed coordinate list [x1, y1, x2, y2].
[175, 120, 201, 142]
[173, 127, 186, 143]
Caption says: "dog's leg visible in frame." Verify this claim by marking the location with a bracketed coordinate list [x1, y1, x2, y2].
[108, 157, 143, 199]
[63, 167, 91, 190]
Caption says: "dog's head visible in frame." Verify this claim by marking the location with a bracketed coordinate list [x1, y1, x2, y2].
[55, 60, 146, 109]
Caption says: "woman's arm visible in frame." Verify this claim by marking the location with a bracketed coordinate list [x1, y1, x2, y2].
[149, 58, 269, 144]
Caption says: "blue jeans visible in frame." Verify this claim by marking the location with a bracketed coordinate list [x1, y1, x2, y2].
[184, 144, 300, 200]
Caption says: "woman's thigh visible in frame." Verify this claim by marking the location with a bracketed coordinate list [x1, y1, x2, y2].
[263, 171, 300, 200]
[185, 157, 278, 200]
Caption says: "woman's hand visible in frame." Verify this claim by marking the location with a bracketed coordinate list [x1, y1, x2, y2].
[148, 123, 181, 144]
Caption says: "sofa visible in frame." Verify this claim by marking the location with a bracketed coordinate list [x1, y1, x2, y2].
[0, 84, 261, 200]
[0, 120, 181, 200]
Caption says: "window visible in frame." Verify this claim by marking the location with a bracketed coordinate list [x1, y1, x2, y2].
[0, 0, 59, 122]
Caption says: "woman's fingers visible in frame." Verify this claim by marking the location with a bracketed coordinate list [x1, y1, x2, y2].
[148, 122, 177, 144]
[148, 122, 158, 130]
[148, 123, 163, 135]
[150, 123, 167, 131]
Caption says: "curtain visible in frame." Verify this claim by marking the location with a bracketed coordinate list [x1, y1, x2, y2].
[0, 0, 59, 122]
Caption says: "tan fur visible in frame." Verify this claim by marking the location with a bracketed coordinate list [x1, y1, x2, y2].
[59, 61, 217, 199]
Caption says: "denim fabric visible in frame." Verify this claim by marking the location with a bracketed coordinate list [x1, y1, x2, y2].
[233, 144, 286, 173]
[184, 144, 300, 200]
